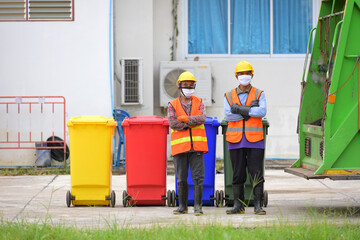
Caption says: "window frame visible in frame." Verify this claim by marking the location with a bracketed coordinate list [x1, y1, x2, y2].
[183, 0, 320, 60]
[0, 0, 74, 22]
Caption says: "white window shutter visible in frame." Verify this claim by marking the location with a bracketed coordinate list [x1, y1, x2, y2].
[0, 0, 25, 20]
[29, 0, 72, 20]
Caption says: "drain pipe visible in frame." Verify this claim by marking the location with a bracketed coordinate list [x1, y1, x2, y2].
[109, 0, 114, 111]
[109, 0, 118, 167]
[0, 165, 66, 168]
[0, 165, 36, 167]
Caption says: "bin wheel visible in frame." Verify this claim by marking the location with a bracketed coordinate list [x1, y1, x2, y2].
[219, 190, 224, 207]
[110, 191, 116, 208]
[263, 190, 268, 207]
[66, 190, 72, 207]
[167, 190, 172, 207]
[214, 190, 219, 207]
[171, 190, 176, 207]
[122, 190, 129, 207]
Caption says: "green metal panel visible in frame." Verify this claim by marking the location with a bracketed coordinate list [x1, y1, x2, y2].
[294, 0, 360, 176]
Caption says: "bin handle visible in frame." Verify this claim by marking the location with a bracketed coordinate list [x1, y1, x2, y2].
[302, 27, 316, 83]
[326, 20, 344, 80]
[298, 27, 316, 134]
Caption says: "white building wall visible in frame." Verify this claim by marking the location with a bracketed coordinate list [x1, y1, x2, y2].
[153, 0, 173, 116]
[206, 59, 302, 159]
[0, 0, 112, 165]
[154, 0, 304, 160]
[113, 0, 154, 116]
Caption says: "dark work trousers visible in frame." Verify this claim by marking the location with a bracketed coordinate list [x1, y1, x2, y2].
[174, 151, 205, 186]
[229, 148, 265, 186]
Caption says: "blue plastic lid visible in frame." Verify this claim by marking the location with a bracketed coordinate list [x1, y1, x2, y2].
[204, 116, 220, 127]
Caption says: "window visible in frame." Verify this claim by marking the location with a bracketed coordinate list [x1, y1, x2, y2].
[186, 0, 314, 56]
[0, 0, 74, 21]
[120, 58, 143, 105]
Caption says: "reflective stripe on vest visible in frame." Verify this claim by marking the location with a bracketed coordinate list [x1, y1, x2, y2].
[169, 96, 208, 156]
[226, 126, 263, 132]
[171, 136, 208, 145]
[225, 87, 264, 143]
[171, 124, 205, 133]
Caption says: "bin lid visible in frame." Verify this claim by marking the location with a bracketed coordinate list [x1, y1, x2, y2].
[262, 117, 270, 127]
[220, 119, 228, 126]
[67, 116, 117, 127]
[204, 116, 220, 127]
[122, 115, 169, 126]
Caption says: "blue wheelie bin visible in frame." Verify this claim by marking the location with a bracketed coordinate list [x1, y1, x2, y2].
[175, 117, 221, 206]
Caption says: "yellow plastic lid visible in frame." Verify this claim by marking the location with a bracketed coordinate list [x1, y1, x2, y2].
[67, 116, 117, 127]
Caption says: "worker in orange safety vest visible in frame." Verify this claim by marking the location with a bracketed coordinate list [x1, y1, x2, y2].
[168, 71, 208, 216]
[224, 61, 267, 215]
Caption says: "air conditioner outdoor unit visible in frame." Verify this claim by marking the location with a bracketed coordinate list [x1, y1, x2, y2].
[159, 61, 212, 107]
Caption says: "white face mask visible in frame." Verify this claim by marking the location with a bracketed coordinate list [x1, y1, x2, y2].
[181, 88, 195, 98]
[237, 75, 252, 86]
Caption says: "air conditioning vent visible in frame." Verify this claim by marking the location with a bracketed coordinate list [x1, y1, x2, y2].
[120, 58, 143, 105]
[305, 137, 311, 157]
[163, 68, 185, 99]
[320, 141, 324, 160]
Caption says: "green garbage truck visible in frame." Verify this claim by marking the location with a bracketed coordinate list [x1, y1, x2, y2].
[285, 0, 360, 180]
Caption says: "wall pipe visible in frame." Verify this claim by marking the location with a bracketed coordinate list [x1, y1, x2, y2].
[109, 0, 114, 111]
[109, 0, 119, 167]
[0, 165, 67, 168]
[0, 165, 36, 167]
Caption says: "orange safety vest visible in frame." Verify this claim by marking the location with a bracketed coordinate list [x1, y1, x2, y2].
[225, 87, 264, 143]
[169, 96, 208, 156]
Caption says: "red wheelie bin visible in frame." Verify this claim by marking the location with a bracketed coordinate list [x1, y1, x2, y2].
[121, 116, 169, 206]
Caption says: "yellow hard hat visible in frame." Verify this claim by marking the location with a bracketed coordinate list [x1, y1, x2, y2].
[234, 61, 254, 75]
[176, 71, 197, 87]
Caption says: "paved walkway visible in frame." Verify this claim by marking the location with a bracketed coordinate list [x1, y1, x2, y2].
[1, 170, 360, 228]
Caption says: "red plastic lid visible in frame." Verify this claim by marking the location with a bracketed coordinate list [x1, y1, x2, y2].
[122, 116, 169, 126]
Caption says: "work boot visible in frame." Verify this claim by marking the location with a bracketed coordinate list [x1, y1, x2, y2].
[194, 185, 203, 216]
[173, 182, 188, 214]
[254, 183, 266, 215]
[226, 184, 245, 214]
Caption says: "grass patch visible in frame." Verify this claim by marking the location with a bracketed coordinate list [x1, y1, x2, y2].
[1, 219, 360, 240]
[0, 167, 70, 176]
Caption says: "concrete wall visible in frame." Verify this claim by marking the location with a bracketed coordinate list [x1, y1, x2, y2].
[205, 59, 303, 159]
[153, 0, 174, 116]
[113, 0, 154, 116]
[0, 0, 112, 165]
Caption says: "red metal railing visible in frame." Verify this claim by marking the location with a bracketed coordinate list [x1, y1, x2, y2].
[0, 96, 67, 167]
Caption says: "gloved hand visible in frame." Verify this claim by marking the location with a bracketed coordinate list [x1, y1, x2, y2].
[177, 115, 189, 123]
[250, 100, 259, 107]
[230, 103, 241, 114]
[231, 104, 251, 121]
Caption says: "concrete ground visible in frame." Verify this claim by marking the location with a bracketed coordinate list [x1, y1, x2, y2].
[1, 169, 360, 228]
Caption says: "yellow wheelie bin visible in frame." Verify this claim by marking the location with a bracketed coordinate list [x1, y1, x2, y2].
[66, 116, 117, 207]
